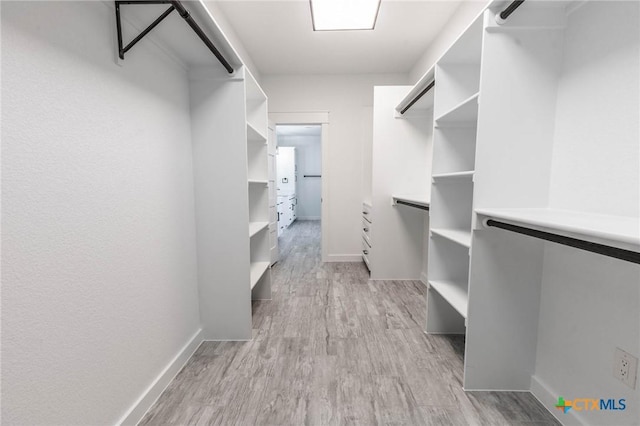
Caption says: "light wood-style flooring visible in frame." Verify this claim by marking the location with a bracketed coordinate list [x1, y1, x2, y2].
[141, 220, 559, 425]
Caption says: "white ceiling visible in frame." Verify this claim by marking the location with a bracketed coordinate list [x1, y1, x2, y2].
[213, 0, 462, 75]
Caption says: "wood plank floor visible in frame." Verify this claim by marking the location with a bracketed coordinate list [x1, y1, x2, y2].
[140, 220, 559, 425]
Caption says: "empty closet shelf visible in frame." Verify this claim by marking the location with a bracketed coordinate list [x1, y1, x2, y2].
[392, 195, 430, 210]
[250, 261, 270, 289]
[429, 280, 468, 318]
[249, 221, 269, 237]
[435, 93, 479, 124]
[247, 122, 267, 143]
[431, 228, 472, 248]
[476, 208, 640, 250]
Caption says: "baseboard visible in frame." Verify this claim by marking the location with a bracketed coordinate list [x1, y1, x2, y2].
[326, 254, 363, 262]
[420, 272, 428, 286]
[297, 216, 320, 221]
[118, 328, 204, 425]
[531, 375, 581, 425]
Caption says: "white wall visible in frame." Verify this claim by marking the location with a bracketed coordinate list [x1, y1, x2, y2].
[1, 2, 201, 424]
[278, 135, 322, 220]
[409, 0, 489, 84]
[262, 74, 409, 260]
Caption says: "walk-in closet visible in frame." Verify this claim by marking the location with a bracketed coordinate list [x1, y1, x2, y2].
[2, 0, 638, 425]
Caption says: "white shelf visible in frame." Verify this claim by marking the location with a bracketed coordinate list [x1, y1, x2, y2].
[249, 221, 269, 238]
[247, 122, 267, 143]
[432, 170, 474, 180]
[431, 228, 472, 248]
[429, 280, 468, 318]
[476, 208, 640, 249]
[248, 179, 268, 185]
[250, 261, 270, 289]
[435, 93, 479, 124]
[392, 195, 430, 209]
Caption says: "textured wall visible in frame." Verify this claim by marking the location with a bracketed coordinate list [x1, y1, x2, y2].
[1, 2, 201, 424]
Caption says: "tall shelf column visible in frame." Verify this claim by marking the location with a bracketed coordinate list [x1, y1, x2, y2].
[426, 16, 483, 334]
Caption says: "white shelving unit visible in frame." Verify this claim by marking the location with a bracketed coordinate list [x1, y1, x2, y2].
[190, 65, 271, 340]
[426, 15, 482, 335]
[245, 71, 272, 301]
[428, 3, 639, 423]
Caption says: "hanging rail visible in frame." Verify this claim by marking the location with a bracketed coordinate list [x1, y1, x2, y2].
[115, 0, 234, 73]
[303, 174, 321, 178]
[396, 200, 430, 211]
[400, 80, 435, 115]
[497, 0, 525, 23]
[485, 219, 640, 265]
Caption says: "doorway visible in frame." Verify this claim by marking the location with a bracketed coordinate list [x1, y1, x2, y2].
[275, 124, 322, 238]
[270, 112, 329, 262]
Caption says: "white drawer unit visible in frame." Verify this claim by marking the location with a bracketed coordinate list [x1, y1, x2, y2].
[362, 235, 371, 271]
[289, 194, 297, 222]
[362, 202, 372, 271]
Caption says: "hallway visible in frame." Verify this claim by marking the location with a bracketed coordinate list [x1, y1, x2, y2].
[141, 221, 558, 425]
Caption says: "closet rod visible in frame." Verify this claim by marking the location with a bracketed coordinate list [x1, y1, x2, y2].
[400, 80, 435, 115]
[115, 0, 234, 74]
[498, 0, 525, 21]
[396, 200, 430, 211]
[303, 175, 321, 178]
[485, 219, 640, 265]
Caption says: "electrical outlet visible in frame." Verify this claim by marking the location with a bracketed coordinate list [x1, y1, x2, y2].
[613, 347, 638, 389]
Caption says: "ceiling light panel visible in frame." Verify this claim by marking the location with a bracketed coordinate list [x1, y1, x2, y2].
[310, 0, 381, 31]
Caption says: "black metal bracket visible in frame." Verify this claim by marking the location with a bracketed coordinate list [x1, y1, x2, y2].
[486, 219, 640, 265]
[115, 0, 233, 73]
[303, 175, 321, 178]
[396, 200, 430, 211]
[400, 80, 435, 115]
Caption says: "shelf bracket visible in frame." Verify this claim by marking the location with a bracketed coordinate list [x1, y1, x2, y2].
[114, 0, 234, 73]
[115, 1, 175, 60]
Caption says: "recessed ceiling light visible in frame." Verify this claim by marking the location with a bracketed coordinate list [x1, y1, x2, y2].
[310, 0, 381, 31]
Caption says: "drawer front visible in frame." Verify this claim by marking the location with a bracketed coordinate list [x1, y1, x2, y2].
[362, 217, 371, 234]
[362, 230, 372, 247]
[361, 238, 371, 270]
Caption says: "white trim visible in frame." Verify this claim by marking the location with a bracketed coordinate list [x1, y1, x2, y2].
[298, 216, 321, 221]
[269, 111, 329, 124]
[531, 375, 582, 425]
[326, 254, 363, 262]
[117, 329, 203, 425]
